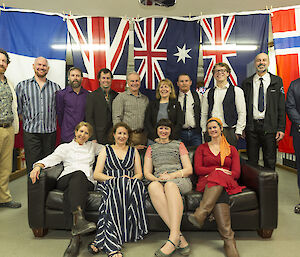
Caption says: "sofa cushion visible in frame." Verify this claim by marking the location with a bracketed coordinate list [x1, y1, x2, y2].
[185, 188, 258, 212]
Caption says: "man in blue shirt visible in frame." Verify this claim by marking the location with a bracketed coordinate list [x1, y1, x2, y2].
[56, 67, 88, 143]
[15, 57, 61, 173]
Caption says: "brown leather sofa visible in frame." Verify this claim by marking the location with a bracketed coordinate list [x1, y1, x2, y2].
[28, 148, 278, 239]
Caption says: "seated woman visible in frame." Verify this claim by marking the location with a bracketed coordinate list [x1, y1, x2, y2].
[144, 119, 193, 257]
[188, 117, 244, 257]
[29, 121, 103, 256]
[144, 78, 183, 144]
[89, 122, 148, 257]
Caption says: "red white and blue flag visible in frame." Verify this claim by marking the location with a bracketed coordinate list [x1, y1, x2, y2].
[272, 7, 300, 153]
[67, 17, 129, 92]
[134, 18, 200, 99]
[201, 14, 269, 88]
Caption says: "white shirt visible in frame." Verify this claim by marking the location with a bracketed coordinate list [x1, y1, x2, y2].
[252, 73, 271, 120]
[201, 83, 246, 135]
[35, 140, 103, 183]
[178, 90, 196, 129]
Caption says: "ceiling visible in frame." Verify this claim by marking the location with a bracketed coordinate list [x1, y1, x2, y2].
[4, 0, 300, 17]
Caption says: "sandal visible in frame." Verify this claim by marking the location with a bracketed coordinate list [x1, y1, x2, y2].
[88, 241, 99, 255]
[155, 239, 177, 257]
[178, 234, 191, 256]
[108, 251, 123, 257]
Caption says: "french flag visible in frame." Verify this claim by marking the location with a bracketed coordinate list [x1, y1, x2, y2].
[0, 8, 67, 88]
[272, 6, 300, 153]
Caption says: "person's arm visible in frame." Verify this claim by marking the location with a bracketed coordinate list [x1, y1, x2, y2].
[228, 146, 241, 180]
[55, 90, 64, 127]
[29, 163, 45, 184]
[234, 87, 246, 136]
[200, 90, 209, 133]
[276, 77, 286, 135]
[112, 94, 124, 125]
[144, 102, 157, 141]
[172, 101, 184, 139]
[15, 82, 23, 116]
[194, 144, 216, 176]
[286, 81, 300, 125]
[93, 147, 115, 182]
[132, 148, 143, 180]
[144, 146, 160, 181]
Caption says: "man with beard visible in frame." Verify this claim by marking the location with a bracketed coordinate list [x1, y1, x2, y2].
[241, 53, 285, 170]
[86, 68, 118, 144]
[0, 49, 21, 208]
[15, 57, 61, 173]
[56, 67, 88, 143]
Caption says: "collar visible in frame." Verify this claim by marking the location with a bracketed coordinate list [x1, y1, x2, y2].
[66, 85, 86, 95]
[30, 76, 49, 85]
[126, 89, 141, 97]
[214, 82, 229, 89]
[254, 72, 270, 82]
[178, 90, 191, 97]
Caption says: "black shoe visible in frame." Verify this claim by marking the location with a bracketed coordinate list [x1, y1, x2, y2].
[0, 200, 21, 208]
[294, 203, 300, 214]
[63, 236, 81, 257]
[72, 209, 96, 236]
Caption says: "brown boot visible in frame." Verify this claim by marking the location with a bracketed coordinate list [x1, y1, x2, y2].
[72, 207, 96, 236]
[213, 203, 240, 257]
[188, 185, 223, 228]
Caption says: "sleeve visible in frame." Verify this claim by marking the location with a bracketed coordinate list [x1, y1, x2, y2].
[194, 144, 216, 176]
[234, 87, 246, 135]
[144, 102, 157, 141]
[55, 90, 64, 127]
[179, 142, 189, 156]
[34, 144, 66, 169]
[94, 143, 104, 155]
[15, 82, 23, 115]
[173, 101, 184, 140]
[145, 145, 152, 159]
[200, 90, 209, 133]
[112, 93, 123, 125]
[277, 77, 286, 133]
[229, 146, 241, 180]
[286, 81, 300, 126]
[85, 93, 96, 141]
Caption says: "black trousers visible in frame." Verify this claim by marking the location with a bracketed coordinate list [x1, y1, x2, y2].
[245, 120, 277, 170]
[292, 132, 300, 190]
[23, 131, 56, 173]
[56, 170, 94, 213]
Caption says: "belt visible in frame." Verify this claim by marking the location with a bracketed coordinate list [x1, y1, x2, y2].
[182, 127, 196, 131]
[0, 122, 12, 128]
[132, 128, 144, 133]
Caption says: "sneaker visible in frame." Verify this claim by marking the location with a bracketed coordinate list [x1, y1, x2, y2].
[0, 200, 22, 208]
[294, 203, 300, 214]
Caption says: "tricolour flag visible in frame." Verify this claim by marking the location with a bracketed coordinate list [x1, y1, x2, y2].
[272, 7, 300, 153]
[67, 17, 129, 92]
[201, 14, 269, 88]
[134, 18, 200, 99]
[0, 9, 67, 88]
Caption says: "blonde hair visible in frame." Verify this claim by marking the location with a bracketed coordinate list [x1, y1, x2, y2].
[74, 121, 93, 137]
[156, 79, 176, 100]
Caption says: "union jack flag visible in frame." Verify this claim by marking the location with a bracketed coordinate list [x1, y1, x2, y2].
[134, 18, 168, 91]
[201, 16, 238, 87]
[67, 17, 129, 92]
[201, 14, 269, 89]
[272, 7, 300, 153]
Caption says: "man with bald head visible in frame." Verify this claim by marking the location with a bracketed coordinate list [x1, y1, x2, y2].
[241, 53, 286, 170]
[15, 57, 61, 173]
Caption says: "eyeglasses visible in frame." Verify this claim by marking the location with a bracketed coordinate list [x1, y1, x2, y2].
[214, 69, 228, 74]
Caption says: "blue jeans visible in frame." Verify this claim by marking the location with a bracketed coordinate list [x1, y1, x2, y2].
[180, 128, 202, 147]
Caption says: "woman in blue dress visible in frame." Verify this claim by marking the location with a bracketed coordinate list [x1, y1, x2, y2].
[89, 122, 148, 257]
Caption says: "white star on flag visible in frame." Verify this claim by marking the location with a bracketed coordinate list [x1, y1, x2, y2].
[173, 44, 192, 63]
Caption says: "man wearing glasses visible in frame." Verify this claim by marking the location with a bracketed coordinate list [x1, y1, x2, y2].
[201, 62, 246, 146]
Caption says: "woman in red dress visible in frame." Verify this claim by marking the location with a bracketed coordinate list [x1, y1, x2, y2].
[188, 117, 243, 257]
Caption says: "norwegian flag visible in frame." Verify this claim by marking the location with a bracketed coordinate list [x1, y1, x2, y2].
[272, 7, 300, 153]
[67, 17, 129, 92]
[134, 18, 168, 91]
[201, 14, 269, 88]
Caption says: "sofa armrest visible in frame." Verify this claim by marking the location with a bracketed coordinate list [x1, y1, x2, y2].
[240, 159, 278, 230]
[28, 163, 64, 229]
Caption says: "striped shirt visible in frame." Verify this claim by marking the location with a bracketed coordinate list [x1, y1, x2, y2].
[15, 77, 61, 133]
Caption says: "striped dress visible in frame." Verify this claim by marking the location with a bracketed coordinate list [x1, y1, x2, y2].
[93, 145, 148, 253]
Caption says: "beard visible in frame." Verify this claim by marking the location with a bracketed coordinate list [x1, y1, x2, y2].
[70, 80, 81, 88]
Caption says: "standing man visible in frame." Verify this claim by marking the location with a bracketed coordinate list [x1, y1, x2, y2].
[15, 57, 61, 173]
[0, 49, 21, 208]
[112, 71, 149, 148]
[56, 67, 88, 143]
[177, 73, 202, 146]
[241, 53, 285, 170]
[285, 77, 300, 213]
[201, 63, 246, 147]
[85, 68, 118, 144]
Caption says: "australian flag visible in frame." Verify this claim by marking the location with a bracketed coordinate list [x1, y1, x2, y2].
[201, 14, 269, 88]
[134, 18, 200, 99]
[272, 7, 300, 153]
[67, 17, 129, 92]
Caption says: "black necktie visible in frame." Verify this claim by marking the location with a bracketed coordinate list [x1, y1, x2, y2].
[183, 93, 187, 124]
[258, 78, 264, 112]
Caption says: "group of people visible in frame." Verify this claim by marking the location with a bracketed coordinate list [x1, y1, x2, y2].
[1, 47, 300, 257]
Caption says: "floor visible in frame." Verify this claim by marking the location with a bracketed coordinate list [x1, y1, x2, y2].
[1, 167, 299, 257]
